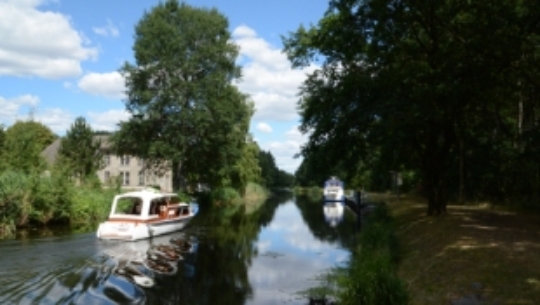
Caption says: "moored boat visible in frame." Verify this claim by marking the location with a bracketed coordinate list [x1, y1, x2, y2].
[323, 176, 345, 202]
[97, 188, 197, 241]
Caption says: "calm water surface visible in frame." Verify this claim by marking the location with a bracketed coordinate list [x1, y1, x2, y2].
[0, 192, 358, 304]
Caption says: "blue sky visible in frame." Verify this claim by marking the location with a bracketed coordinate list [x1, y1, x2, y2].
[0, 0, 328, 173]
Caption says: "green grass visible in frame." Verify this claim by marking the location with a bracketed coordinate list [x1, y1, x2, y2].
[383, 193, 540, 305]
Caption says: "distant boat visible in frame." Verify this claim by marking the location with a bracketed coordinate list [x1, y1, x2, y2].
[323, 176, 345, 202]
[97, 187, 197, 241]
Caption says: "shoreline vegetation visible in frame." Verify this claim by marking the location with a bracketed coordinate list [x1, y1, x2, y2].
[0, 169, 270, 239]
[297, 189, 540, 304]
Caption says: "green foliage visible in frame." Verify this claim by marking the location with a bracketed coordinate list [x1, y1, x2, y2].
[258, 150, 294, 188]
[70, 187, 116, 224]
[210, 187, 242, 206]
[0, 171, 31, 237]
[176, 190, 192, 203]
[114, 0, 252, 193]
[259, 150, 277, 186]
[284, 0, 540, 213]
[2, 120, 56, 174]
[0, 169, 115, 237]
[226, 129, 261, 195]
[58, 117, 103, 184]
[306, 186, 323, 202]
[336, 204, 408, 305]
[337, 254, 408, 305]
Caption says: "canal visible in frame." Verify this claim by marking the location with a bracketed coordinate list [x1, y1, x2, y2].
[0, 192, 358, 304]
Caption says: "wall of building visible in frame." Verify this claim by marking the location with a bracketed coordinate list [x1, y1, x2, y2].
[97, 154, 173, 192]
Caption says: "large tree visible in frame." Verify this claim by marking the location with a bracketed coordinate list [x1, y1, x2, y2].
[113, 0, 252, 191]
[57, 117, 103, 183]
[283, 0, 540, 215]
[2, 120, 56, 174]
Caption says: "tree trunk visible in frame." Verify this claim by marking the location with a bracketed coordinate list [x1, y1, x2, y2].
[426, 179, 448, 216]
[172, 160, 183, 192]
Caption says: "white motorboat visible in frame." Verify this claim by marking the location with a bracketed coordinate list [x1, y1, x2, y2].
[323, 177, 345, 202]
[97, 188, 197, 241]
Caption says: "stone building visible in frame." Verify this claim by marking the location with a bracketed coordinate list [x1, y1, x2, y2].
[41, 135, 173, 191]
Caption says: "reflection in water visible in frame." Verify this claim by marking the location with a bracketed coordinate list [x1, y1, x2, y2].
[0, 192, 355, 304]
[323, 202, 345, 227]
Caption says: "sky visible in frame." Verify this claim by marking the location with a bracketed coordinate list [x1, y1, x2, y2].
[0, 0, 328, 174]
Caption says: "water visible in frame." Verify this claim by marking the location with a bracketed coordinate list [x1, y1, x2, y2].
[0, 192, 358, 304]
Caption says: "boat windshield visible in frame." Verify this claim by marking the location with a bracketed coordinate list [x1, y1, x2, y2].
[114, 197, 143, 215]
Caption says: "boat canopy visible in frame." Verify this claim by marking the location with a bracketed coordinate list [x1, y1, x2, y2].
[324, 177, 344, 188]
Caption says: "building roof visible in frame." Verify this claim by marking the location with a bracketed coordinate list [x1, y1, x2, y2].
[40, 134, 112, 166]
[41, 138, 61, 166]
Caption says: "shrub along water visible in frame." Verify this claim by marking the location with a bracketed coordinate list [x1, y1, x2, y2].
[0, 170, 116, 238]
[336, 204, 408, 305]
[0, 169, 268, 239]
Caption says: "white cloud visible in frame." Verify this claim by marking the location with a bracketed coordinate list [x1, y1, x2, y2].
[0, 0, 98, 79]
[256, 125, 306, 174]
[88, 109, 130, 132]
[232, 25, 318, 122]
[256, 122, 273, 133]
[93, 19, 119, 37]
[33, 108, 74, 134]
[78, 71, 126, 100]
[0, 94, 40, 126]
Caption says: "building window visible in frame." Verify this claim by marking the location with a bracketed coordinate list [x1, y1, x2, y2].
[120, 171, 130, 186]
[120, 155, 130, 166]
[138, 171, 145, 186]
[104, 155, 110, 166]
[104, 171, 110, 182]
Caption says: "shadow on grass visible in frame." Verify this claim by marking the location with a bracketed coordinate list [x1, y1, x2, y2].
[385, 195, 540, 305]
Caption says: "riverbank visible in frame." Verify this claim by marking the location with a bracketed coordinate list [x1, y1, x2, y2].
[377, 193, 540, 305]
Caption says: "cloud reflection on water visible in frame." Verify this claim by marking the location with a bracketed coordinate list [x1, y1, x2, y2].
[248, 203, 350, 304]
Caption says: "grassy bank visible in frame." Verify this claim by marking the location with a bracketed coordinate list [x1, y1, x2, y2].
[336, 203, 409, 304]
[381, 193, 540, 305]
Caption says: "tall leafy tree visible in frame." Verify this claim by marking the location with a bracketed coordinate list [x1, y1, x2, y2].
[283, 0, 540, 215]
[258, 150, 277, 187]
[113, 0, 251, 191]
[57, 117, 102, 183]
[2, 120, 56, 174]
[229, 135, 262, 195]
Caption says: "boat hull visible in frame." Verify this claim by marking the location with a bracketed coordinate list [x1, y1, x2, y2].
[97, 216, 194, 241]
[323, 193, 345, 202]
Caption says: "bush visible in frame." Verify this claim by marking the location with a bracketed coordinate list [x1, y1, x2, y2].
[71, 187, 116, 224]
[336, 204, 408, 305]
[0, 171, 33, 231]
[338, 253, 408, 305]
[210, 187, 242, 206]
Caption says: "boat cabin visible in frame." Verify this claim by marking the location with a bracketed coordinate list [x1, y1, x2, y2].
[109, 190, 190, 221]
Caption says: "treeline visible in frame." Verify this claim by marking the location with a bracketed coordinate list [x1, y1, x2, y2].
[285, 0, 540, 215]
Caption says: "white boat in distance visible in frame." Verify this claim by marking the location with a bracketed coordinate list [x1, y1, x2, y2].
[97, 188, 197, 241]
[323, 176, 345, 202]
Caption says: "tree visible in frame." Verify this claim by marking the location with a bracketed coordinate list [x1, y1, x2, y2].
[57, 117, 103, 184]
[2, 120, 56, 174]
[229, 135, 262, 195]
[113, 0, 251, 191]
[258, 150, 277, 187]
[283, 0, 540, 215]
